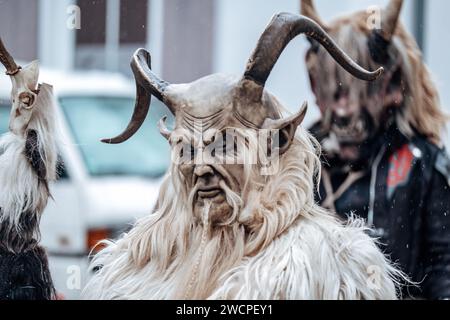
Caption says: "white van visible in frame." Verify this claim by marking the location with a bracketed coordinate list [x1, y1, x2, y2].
[0, 68, 172, 299]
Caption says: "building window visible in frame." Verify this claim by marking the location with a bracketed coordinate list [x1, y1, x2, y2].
[76, 0, 107, 45]
[0, 0, 38, 62]
[120, 0, 148, 44]
[75, 0, 148, 73]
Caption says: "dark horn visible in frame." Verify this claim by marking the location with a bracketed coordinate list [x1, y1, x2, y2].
[301, 0, 327, 29]
[381, 0, 403, 42]
[369, 0, 403, 64]
[243, 13, 383, 90]
[0, 37, 21, 76]
[102, 49, 174, 144]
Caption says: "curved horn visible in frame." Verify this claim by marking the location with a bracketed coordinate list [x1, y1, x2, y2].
[158, 116, 172, 140]
[301, 0, 327, 29]
[369, 0, 403, 63]
[243, 13, 383, 91]
[102, 49, 174, 144]
[381, 0, 403, 42]
[0, 37, 21, 75]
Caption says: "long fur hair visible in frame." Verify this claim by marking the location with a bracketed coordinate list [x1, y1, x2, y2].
[84, 118, 405, 300]
[0, 245, 55, 300]
[306, 11, 448, 146]
[0, 83, 58, 253]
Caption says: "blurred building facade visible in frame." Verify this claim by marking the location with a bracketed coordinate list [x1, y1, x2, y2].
[0, 0, 214, 82]
[0, 0, 449, 143]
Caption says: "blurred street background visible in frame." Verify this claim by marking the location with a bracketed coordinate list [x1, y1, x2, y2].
[1, 0, 449, 129]
[0, 0, 448, 299]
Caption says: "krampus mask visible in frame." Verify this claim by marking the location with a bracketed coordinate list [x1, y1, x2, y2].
[84, 13, 408, 300]
[302, 0, 444, 162]
[104, 13, 382, 224]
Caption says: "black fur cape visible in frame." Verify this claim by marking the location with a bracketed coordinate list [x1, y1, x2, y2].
[0, 245, 55, 300]
[0, 130, 55, 300]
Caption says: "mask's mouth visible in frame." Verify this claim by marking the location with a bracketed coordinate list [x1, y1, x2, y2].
[197, 186, 223, 199]
[192, 165, 239, 201]
[329, 110, 374, 146]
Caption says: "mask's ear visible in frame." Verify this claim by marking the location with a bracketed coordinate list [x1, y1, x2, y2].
[262, 102, 308, 155]
[20, 60, 40, 91]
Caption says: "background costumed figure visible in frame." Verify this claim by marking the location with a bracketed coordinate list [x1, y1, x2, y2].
[0, 38, 58, 300]
[302, 0, 450, 299]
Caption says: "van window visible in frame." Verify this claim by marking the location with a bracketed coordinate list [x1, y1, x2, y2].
[59, 96, 171, 178]
[0, 101, 10, 134]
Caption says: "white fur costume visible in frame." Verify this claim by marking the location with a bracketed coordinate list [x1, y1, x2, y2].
[83, 13, 407, 300]
[84, 131, 404, 300]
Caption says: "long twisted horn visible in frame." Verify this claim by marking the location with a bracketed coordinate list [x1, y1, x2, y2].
[102, 49, 174, 144]
[243, 13, 383, 91]
[369, 0, 403, 63]
[380, 0, 403, 42]
[301, 0, 327, 29]
[0, 37, 21, 76]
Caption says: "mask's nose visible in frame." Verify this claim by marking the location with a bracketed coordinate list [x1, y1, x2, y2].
[330, 85, 361, 121]
[331, 89, 350, 118]
[194, 164, 214, 179]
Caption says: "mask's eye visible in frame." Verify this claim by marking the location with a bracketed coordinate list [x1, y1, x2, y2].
[179, 143, 196, 162]
[203, 132, 223, 159]
[222, 132, 228, 154]
[333, 86, 349, 101]
[221, 132, 230, 154]
[221, 131, 238, 157]
[189, 144, 195, 160]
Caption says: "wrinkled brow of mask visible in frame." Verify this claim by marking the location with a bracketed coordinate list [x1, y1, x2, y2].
[169, 127, 282, 169]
